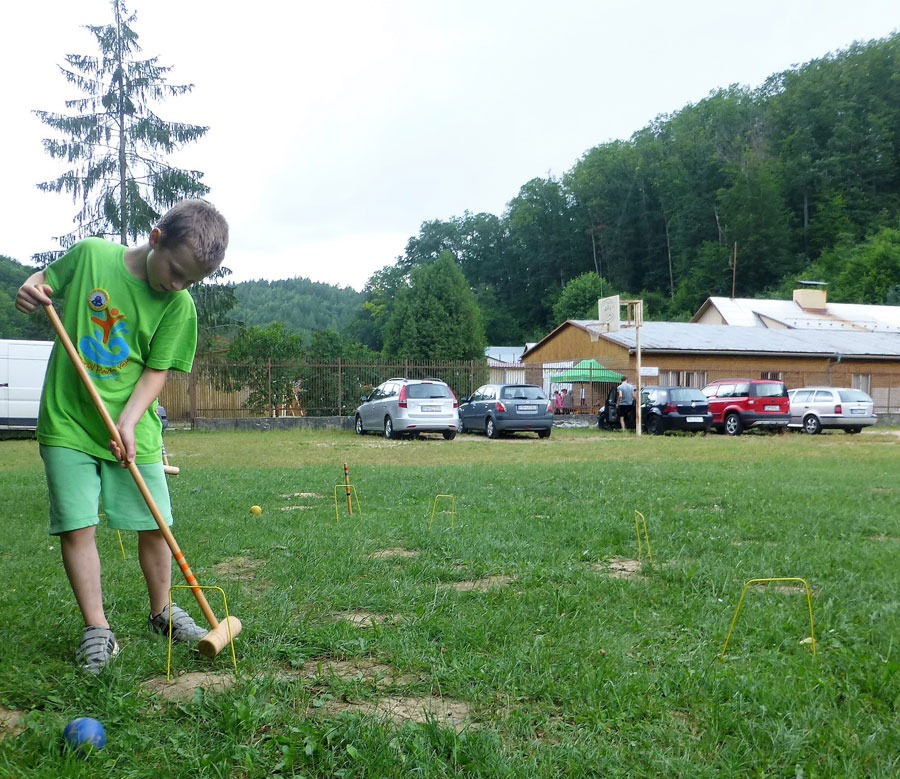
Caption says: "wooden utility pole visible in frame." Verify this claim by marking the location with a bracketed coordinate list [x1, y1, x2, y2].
[731, 242, 738, 298]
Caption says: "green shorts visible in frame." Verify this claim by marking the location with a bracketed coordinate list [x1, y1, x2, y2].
[40, 445, 174, 535]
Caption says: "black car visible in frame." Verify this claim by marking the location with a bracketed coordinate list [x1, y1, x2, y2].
[598, 386, 712, 434]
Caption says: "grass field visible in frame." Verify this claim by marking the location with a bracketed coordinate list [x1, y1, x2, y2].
[1, 426, 900, 777]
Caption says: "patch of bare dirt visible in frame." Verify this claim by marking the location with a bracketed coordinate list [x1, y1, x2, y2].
[214, 555, 264, 579]
[443, 575, 515, 592]
[281, 505, 312, 511]
[319, 695, 473, 732]
[0, 706, 25, 739]
[141, 671, 237, 703]
[732, 540, 778, 547]
[330, 611, 403, 628]
[751, 580, 817, 596]
[867, 534, 900, 542]
[366, 547, 418, 559]
[593, 557, 646, 580]
[296, 659, 420, 689]
[280, 492, 325, 498]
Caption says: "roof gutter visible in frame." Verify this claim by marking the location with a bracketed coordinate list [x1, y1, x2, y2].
[624, 348, 895, 360]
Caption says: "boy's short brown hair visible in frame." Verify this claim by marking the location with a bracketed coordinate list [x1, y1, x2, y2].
[156, 199, 229, 274]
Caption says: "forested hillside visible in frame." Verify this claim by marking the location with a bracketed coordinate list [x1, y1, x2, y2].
[350, 33, 900, 346]
[0, 256, 361, 341]
[0, 255, 54, 340]
[230, 278, 362, 334]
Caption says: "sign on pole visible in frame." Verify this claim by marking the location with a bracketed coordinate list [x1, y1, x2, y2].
[597, 295, 620, 332]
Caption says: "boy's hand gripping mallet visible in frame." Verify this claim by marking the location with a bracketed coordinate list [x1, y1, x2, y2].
[45, 304, 241, 658]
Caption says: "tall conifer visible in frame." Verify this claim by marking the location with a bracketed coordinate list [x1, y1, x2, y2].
[35, 0, 209, 256]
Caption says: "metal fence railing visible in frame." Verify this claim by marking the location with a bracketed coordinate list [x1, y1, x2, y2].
[160, 361, 496, 423]
[158, 359, 900, 424]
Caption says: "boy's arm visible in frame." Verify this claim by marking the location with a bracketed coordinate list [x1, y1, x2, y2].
[16, 271, 54, 313]
[111, 367, 168, 465]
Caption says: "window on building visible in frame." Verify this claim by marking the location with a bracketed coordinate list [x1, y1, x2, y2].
[851, 374, 872, 394]
[761, 371, 783, 381]
[658, 370, 708, 388]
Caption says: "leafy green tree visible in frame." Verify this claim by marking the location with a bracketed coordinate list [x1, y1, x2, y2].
[0, 256, 55, 339]
[551, 272, 618, 323]
[218, 323, 304, 415]
[830, 226, 900, 303]
[342, 264, 408, 352]
[717, 153, 795, 294]
[503, 177, 578, 334]
[382, 252, 486, 361]
[190, 267, 241, 354]
[35, 0, 209, 251]
[298, 330, 380, 415]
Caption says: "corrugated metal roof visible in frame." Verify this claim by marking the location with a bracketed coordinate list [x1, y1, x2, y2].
[587, 321, 900, 357]
[698, 297, 900, 332]
[485, 345, 525, 362]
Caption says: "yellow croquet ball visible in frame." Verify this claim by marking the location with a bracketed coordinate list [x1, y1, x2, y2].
[249, 505, 262, 515]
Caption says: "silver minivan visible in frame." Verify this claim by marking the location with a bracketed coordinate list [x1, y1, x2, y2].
[354, 378, 459, 439]
[787, 387, 876, 434]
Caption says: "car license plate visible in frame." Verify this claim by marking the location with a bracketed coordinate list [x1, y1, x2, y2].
[420, 405, 441, 412]
[518, 404, 537, 412]
[850, 408, 865, 415]
[686, 416, 703, 423]
[764, 405, 780, 411]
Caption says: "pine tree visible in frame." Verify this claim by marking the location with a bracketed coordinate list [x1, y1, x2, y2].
[34, 0, 209, 257]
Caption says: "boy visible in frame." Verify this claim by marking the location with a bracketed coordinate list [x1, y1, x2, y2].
[15, 199, 229, 674]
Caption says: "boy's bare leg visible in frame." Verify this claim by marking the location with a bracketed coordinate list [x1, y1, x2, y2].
[138, 529, 173, 616]
[60, 526, 108, 627]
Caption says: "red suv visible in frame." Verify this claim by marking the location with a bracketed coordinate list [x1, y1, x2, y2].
[701, 379, 790, 435]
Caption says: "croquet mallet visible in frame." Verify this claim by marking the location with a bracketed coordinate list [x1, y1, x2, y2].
[45, 304, 241, 658]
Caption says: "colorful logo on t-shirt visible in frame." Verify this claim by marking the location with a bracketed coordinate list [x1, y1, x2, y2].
[79, 288, 131, 377]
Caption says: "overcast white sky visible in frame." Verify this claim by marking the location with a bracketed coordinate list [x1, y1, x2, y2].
[1, 1, 897, 290]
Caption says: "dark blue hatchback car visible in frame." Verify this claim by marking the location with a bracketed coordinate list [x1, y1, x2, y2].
[458, 383, 554, 438]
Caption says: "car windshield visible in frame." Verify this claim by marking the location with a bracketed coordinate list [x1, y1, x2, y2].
[749, 382, 787, 398]
[406, 383, 452, 399]
[500, 386, 545, 400]
[838, 389, 871, 402]
[669, 388, 706, 402]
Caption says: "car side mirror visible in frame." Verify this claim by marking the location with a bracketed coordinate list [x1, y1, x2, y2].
[460, 397, 469, 404]
[360, 395, 368, 403]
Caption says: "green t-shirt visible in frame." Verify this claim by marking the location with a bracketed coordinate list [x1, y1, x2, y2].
[38, 237, 198, 463]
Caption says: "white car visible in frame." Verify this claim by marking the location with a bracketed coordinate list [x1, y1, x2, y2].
[787, 387, 876, 434]
[354, 378, 459, 439]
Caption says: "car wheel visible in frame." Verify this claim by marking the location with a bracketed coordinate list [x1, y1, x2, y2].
[802, 415, 822, 435]
[724, 412, 743, 436]
[355, 415, 365, 435]
[845, 426, 861, 434]
[384, 416, 396, 439]
[456, 417, 464, 433]
[443, 430, 456, 440]
[647, 416, 663, 436]
[538, 428, 551, 438]
[486, 418, 500, 439]
[598, 414, 612, 431]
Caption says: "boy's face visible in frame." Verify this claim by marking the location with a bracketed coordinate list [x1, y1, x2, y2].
[146, 228, 208, 292]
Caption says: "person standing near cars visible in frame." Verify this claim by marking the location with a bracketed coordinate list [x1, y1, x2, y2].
[616, 377, 635, 430]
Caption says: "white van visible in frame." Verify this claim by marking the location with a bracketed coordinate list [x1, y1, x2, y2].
[0, 339, 54, 431]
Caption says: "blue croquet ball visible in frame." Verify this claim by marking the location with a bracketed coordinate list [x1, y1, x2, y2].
[63, 717, 106, 751]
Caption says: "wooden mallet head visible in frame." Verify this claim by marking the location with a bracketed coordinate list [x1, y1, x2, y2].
[198, 615, 243, 658]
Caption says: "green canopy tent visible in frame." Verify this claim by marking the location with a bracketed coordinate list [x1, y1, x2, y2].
[549, 359, 622, 384]
[549, 359, 622, 414]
